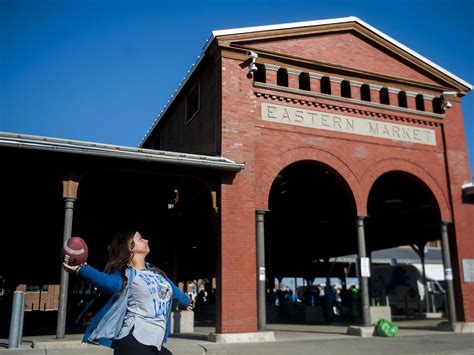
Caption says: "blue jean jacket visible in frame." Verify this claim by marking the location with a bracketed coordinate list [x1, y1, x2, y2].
[78, 264, 190, 347]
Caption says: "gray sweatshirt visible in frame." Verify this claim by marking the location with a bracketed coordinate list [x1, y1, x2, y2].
[117, 268, 172, 350]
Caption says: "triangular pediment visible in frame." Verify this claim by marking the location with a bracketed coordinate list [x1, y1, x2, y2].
[214, 18, 471, 92]
[250, 31, 440, 86]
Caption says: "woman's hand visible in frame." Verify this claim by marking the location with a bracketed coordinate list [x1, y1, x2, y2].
[62, 255, 87, 274]
[62, 262, 80, 273]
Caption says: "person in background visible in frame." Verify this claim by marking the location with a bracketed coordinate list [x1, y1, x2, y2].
[63, 228, 191, 355]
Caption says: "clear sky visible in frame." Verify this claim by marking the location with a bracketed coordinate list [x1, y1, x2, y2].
[1, 0, 473, 175]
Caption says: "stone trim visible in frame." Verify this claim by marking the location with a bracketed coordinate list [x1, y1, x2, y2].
[253, 81, 445, 122]
[309, 72, 324, 79]
[350, 80, 364, 87]
[406, 91, 419, 97]
[330, 77, 344, 84]
[388, 87, 401, 94]
[369, 84, 383, 90]
[287, 68, 302, 75]
[263, 63, 280, 71]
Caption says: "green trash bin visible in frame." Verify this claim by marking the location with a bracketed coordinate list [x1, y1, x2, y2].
[375, 319, 398, 337]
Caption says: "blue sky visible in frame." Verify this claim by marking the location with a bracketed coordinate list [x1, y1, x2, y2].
[1, 0, 473, 174]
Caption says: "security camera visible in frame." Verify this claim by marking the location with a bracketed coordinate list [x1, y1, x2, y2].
[246, 51, 258, 58]
[441, 100, 452, 110]
[249, 62, 258, 73]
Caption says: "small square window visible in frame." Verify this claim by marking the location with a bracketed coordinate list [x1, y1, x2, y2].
[185, 81, 200, 124]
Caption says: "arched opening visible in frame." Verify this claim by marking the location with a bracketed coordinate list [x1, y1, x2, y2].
[320, 76, 331, 95]
[380, 87, 390, 105]
[265, 161, 357, 324]
[398, 91, 408, 108]
[361, 84, 371, 102]
[366, 172, 445, 318]
[299, 72, 310, 91]
[341, 80, 351, 98]
[416, 94, 425, 111]
[432, 97, 443, 114]
[277, 68, 288, 87]
[254, 64, 266, 83]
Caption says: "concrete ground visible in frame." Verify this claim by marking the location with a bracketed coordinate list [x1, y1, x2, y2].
[1, 320, 474, 354]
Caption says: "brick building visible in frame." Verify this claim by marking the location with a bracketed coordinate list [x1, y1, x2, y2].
[141, 17, 474, 334]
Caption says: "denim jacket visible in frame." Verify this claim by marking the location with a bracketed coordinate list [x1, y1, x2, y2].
[78, 263, 190, 347]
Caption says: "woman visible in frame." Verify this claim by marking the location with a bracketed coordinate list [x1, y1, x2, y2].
[63, 229, 191, 354]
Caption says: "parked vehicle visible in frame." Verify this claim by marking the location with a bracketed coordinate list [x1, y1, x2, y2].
[371, 264, 445, 314]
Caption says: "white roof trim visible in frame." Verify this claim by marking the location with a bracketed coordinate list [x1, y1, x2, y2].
[212, 16, 358, 36]
[139, 16, 471, 146]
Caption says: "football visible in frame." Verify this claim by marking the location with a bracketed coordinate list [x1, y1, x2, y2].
[62, 236, 88, 266]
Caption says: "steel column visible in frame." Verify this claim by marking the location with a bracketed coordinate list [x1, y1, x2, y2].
[356, 216, 370, 326]
[56, 197, 76, 339]
[440, 222, 457, 324]
[256, 209, 268, 331]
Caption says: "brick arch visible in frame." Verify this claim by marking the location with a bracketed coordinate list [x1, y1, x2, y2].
[360, 158, 451, 221]
[256, 147, 363, 214]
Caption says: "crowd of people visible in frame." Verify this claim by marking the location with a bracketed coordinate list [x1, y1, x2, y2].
[267, 281, 361, 322]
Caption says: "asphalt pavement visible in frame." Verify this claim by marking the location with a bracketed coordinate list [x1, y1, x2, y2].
[1, 320, 473, 354]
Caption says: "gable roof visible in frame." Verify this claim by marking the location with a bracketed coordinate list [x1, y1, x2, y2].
[140, 16, 471, 147]
[213, 16, 472, 90]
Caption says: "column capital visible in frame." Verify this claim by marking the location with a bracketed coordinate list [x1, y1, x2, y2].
[62, 180, 79, 199]
[256, 209, 269, 214]
[356, 215, 368, 220]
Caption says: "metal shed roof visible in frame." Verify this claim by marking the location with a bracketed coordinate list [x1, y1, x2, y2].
[0, 132, 244, 172]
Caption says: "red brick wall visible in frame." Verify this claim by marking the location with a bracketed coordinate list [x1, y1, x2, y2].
[252, 31, 439, 86]
[219, 44, 472, 329]
[219, 57, 259, 332]
[441, 98, 474, 321]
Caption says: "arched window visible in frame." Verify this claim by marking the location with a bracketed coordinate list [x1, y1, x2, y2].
[254, 64, 266, 83]
[398, 91, 408, 108]
[432, 97, 443, 114]
[416, 94, 425, 111]
[320, 76, 331, 95]
[299, 72, 310, 91]
[380, 87, 390, 105]
[277, 68, 288, 87]
[341, 80, 351, 98]
[361, 84, 371, 102]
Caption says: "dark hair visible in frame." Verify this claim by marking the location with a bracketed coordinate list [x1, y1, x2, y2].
[104, 228, 137, 298]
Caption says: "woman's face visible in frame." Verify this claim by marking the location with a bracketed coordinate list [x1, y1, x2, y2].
[130, 232, 150, 255]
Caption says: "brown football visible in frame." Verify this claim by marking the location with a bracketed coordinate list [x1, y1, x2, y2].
[62, 236, 88, 266]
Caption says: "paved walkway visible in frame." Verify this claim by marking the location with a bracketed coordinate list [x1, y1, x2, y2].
[1, 320, 473, 354]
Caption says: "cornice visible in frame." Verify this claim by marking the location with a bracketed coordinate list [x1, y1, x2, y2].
[253, 81, 444, 123]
